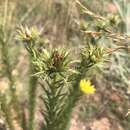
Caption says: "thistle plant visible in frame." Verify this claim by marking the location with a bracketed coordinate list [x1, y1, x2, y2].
[16, 25, 106, 130]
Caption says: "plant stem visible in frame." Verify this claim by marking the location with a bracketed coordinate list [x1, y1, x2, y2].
[62, 66, 87, 130]
[62, 81, 80, 130]
[28, 57, 38, 130]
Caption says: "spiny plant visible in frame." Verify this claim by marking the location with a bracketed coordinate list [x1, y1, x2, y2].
[16, 26, 106, 130]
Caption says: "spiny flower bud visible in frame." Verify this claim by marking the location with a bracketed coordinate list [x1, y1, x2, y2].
[16, 26, 40, 43]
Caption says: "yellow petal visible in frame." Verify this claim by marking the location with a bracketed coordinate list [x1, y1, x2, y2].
[80, 79, 96, 94]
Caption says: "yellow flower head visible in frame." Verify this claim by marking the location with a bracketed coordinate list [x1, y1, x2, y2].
[80, 79, 96, 94]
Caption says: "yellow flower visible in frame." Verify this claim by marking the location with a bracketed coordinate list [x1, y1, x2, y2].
[80, 79, 96, 94]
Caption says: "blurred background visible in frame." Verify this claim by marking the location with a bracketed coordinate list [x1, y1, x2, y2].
[0, 0, 130, 130]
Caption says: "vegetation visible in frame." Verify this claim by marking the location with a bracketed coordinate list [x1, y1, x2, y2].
[0, 0, 130, 130]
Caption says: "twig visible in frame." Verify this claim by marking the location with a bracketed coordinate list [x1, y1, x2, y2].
[106, 46, 130, 54]
[75, 0, 105, 20]
[76, 0, 130, 45]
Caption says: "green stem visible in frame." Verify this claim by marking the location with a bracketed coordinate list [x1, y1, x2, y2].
[28, 58, 38, 130]
[62, 66, 87, 130]
[45, 75, 58, 130]
[62, 82, 80, 130]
